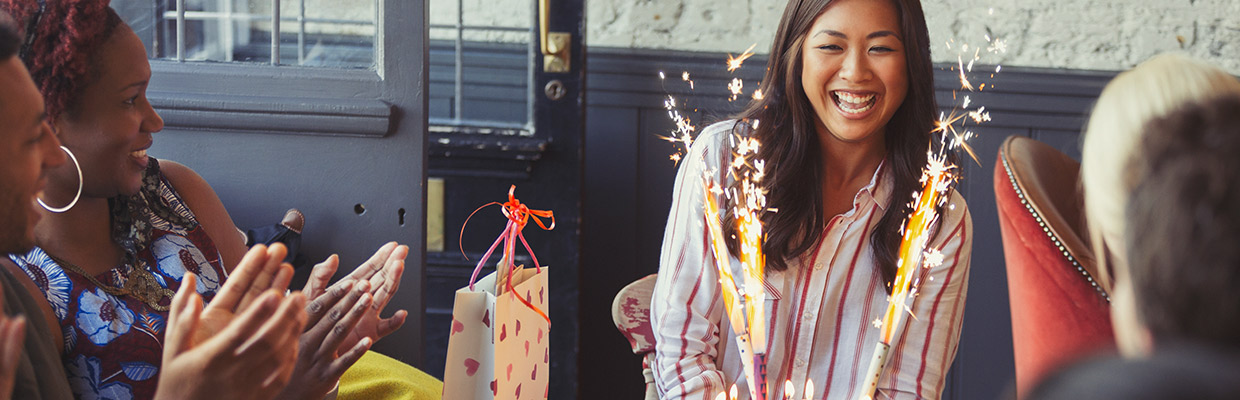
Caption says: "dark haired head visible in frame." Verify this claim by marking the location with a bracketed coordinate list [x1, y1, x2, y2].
[724, 0, 948, 290]
[0, 0, 120, 120]
[0, 12, 17, 61]
[1125, 94, 1240, 349]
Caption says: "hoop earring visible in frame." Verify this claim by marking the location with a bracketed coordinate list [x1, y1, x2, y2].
[37, 146, 83, 213]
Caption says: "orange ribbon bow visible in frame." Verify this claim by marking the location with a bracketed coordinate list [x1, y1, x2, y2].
[460, 185, 554, 323]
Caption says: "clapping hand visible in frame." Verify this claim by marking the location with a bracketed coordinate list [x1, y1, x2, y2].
[303, 242, 408, 352]
[154, 244, 307, 400]
[274, 278, 375, 399]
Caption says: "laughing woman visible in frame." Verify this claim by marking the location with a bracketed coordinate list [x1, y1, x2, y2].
[651, 0, 972, 399]
[0, 1, 439, 399]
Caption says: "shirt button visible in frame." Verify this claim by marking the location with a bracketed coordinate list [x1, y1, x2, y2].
[814, 262, 824, 270]
[795, 358, 807, 367]
[802, 312, 813, 321]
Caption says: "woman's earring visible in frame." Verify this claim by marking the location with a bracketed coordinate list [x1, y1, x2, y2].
[37, 146, 83, 213]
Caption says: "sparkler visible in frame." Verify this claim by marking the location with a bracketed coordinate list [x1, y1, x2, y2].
[661, 45, 772, 399]
[857, 30, 1005, 400]
[700, 118, 771, 400]
[659, 32, 999, 397]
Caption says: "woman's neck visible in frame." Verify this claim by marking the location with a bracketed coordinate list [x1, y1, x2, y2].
[820, 131, 885, 186]
[819, 130, 886, 218]
[34, 197, 124, 276]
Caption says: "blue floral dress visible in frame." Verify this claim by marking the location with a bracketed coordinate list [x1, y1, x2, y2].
[9, 158, 227, 400]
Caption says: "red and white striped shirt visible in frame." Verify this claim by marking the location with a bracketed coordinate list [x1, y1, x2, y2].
[652, 121, 973, 400]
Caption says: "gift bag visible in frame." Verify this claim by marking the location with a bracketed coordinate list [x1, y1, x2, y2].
[443, 186, 553, 400]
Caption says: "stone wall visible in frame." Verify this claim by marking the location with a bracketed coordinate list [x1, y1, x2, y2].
[428, 0, 1237, 73]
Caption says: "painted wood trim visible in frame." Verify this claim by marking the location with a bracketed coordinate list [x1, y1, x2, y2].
[149, 92, 393, 137]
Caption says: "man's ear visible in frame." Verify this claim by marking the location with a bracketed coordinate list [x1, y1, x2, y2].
[50, 113, 66, 136]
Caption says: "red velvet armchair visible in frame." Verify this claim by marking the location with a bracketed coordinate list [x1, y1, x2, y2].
[995, 136, 1115, 396]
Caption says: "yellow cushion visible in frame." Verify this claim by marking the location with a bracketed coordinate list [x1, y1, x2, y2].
[339, 351, 444, 400]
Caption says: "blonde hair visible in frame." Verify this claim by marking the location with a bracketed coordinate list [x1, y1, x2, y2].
[1081, 53, 1240, 289]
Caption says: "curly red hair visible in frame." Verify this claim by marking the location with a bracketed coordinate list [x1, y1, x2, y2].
[0, 0, 120, 120]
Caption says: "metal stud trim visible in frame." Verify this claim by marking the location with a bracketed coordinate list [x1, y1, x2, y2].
[1001, 152, 1111, 303]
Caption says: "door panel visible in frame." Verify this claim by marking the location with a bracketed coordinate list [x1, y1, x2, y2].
[424, 0, 585, 398]
[141, 1, 429, 365]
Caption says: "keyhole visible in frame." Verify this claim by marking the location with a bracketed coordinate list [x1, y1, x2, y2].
[544, 80, 566, 101]
[354, 203, 366, 215]
[398, 208, 406, 226]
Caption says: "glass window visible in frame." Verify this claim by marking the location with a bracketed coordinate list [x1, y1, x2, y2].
[123, 0, 377, 68]
[427, 0, 534, 127]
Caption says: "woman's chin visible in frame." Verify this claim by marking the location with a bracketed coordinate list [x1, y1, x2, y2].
[118, 179, 145, 198]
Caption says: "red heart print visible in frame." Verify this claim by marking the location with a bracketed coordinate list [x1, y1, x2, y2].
[464, 358, 479, 377]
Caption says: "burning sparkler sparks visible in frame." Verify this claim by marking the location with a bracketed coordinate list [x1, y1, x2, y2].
[661, 44, 774, 400]
[727, 43, 757, 72]
[700, 118, 772, 400]
[657, 29, 1004, 397]
[658, 72, 699, 164]
[858, 28, 1006, 400]
[729, 78, 745, 101]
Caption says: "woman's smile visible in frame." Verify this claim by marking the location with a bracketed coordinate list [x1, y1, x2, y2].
[831, 89, 880, 119]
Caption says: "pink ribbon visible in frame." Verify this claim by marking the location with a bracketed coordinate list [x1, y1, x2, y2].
[460, 185, 554, 323]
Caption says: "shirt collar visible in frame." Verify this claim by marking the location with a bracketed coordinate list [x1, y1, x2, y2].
[854, 158, 892, 213]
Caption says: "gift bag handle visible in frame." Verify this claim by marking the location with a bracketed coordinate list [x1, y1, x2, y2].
[460, 185, 554, 323]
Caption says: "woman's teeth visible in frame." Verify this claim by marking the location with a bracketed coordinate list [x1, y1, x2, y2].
[130, 149, 147, 159]
[833, 91, 876, 114]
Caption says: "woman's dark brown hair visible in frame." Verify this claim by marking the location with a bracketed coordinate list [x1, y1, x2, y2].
[721, 0, 953, 291]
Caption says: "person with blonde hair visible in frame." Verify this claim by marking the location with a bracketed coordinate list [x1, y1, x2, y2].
[1080, 52, 1240, 357]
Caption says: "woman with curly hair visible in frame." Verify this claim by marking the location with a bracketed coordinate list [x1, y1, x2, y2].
[651, 0, 972, 398]
[1, 11, 309, 400]
[0, 1, 439, 399]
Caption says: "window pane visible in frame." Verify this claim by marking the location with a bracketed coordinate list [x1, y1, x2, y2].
[122, 0, 376, 68]
[428, 0, 532, 125]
